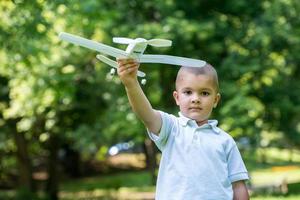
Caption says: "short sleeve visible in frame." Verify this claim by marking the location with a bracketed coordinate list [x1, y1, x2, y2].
[147, 111, 176, 151]
[227, 142, 249, 183]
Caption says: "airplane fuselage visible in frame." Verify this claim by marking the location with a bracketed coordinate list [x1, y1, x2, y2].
[59, 32, 206, 80]
[125, 38, 148, 58]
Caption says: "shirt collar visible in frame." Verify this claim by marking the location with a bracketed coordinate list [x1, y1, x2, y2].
[178, 112, 220, 134]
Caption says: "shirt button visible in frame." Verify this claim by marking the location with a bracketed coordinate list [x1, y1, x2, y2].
[193, 135, 198, 140]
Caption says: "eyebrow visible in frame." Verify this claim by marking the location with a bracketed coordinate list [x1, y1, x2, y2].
[180, 87, 213, 91]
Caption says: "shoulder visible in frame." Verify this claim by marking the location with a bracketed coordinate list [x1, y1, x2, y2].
[218, 128, 235, 141]
[214, 126, 237, 151]
[148, 110, 180, 151]
[158, 110, 180, 127]
[158, 110, 177, 119]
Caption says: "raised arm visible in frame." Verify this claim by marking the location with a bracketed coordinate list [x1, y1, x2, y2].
[117, 59, 162, 135]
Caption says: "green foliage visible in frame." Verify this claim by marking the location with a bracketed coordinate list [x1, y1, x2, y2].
[0, 0, 299, 196]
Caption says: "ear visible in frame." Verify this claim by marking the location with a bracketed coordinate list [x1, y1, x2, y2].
[213, 93, 221, 108]
[173, 91, 180, 106]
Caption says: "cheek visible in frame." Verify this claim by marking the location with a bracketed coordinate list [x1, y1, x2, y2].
[179, 98, 189, 108]
[175, 97, 186, 107]
[206, 98, 216, 107]
[176, 98, 186, 107]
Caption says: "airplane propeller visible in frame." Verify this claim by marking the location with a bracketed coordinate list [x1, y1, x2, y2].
[113, 37, 172, 47]
[112, 37, 135, 44]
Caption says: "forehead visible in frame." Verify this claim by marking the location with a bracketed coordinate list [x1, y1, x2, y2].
[176, 72, 215, 90]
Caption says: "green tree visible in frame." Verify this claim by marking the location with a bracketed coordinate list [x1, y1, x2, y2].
[0, 0, 299, 199]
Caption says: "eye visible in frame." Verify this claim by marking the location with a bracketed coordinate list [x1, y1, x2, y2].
[201, 91, 210, 96]
[183, 90, 192, 95]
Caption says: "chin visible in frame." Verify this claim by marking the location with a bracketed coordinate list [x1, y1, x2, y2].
[188, 114, 205, 121]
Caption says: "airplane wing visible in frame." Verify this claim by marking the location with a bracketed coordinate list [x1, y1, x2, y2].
[96, 55, 146, 77]
[59, 32, 128, 58]
[139, 55, 206, 68]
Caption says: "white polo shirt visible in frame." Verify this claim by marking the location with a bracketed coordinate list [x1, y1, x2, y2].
[148, 111, 249, 200]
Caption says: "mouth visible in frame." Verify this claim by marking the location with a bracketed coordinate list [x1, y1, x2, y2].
[189, 107, 202, 111]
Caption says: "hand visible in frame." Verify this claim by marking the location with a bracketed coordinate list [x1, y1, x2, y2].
[117, 58, 139, 87]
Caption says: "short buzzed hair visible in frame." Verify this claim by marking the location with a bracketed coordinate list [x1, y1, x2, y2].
[175, 64, 219, 92]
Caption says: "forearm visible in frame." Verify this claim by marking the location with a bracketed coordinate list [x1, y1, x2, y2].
[117, 58, 161, 134]
[125, 81, 161, 134]
[233, 181, 249, 200]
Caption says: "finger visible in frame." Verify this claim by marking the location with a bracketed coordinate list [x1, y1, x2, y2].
[117, 62, 131, 70]
[117, 58, 137, 65]
[117, 58, 128, 64]
[121, 62, 139, 69]
[119, 65, 138, 74]
[126, 66, 139, 73]
[126, 61, 139, 68]
[118, 64, 133, 73]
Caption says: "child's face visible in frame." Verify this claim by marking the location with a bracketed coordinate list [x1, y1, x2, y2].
[173, 71, 220, 125]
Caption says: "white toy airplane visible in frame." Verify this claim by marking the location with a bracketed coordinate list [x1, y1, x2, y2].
[59, 32, 206, 84]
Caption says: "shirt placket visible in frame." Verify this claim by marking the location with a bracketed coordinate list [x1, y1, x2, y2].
[192, 128, 201, 146]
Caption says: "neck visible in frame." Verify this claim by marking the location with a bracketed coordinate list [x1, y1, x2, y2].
[196, 119, 208, 126]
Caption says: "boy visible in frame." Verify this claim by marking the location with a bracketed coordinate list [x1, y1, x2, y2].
[117, 58, 249, 200]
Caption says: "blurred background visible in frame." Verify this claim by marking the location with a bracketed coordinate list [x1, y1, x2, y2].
[0, 0, 299, 199]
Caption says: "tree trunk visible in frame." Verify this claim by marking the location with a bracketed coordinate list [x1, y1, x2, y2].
[46, 134, 60, 200]
[143, 137, 157, 185]
[10, 119, 34, 191]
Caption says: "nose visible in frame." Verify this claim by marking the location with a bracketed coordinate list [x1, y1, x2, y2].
[191, 94, 200, 104]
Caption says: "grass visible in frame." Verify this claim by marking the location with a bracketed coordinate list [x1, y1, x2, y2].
[251, 196, 300, 200]
[1, 177, 300, 200]
[1, 148, 300, 199]
[242, 147, 300, 188]
[59, 171, 155, 199]
[250, 165, 300, 186]
[59, 170, 300, 200]
[58, 148, 300, 199]
[61, 171, 153, 191]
